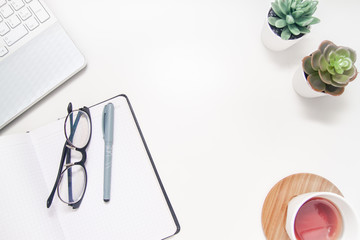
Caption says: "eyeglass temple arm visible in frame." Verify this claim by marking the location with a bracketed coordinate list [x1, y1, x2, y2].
[69, 109, 90, 209]
[66, 111, 83, 202]
[46, 143, 68, 208]
[72, 197, 82, 209]
[66, 111, 75, 203]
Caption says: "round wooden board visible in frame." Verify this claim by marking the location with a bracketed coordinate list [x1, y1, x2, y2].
[261, 173, 343, 240]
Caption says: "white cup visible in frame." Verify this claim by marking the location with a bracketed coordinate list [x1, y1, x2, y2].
[286, 192, 359, 240]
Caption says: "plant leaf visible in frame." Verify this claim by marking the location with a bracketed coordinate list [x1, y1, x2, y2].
[304, 2, 318, 16]
[343, 66, 357, 80]
[324, 44, 337, 61]
[300, 2, 313, 13]
[334, 64, 344, 75]
[297, 25, 310, 34]
[281, 27, 291, 40]
[308, 73, 326, 92]
[332, 74, 350, 84]
[318, 70, 332, 84]
[349, 48, 357, 62]
[288, 24, 300, 35]
[325, 85, 344, 96]
[341, 58, 352, 71]
[287, 0, 292, 12]
[296, 17, 314, 27]
[327, 65, 336, 75]
[349, 66, 358, 82]
[302, 56, 316, 74]
[330, 78, 348, 88]
[311, 50, 321, 70]
[292, 10, 304, 19]
[319, 40, 334, 53]
[309, 17, 320, 25]
[275, 19, 287, 28]
[271, 2, 286, 19]
[319, 55, 329, 72]
[296, 1, 307, 9]
[278, 0, 289, 15]
[286, 15, 295, 24]
[335, 47, 350, 58]
[268, 17, 279, 26]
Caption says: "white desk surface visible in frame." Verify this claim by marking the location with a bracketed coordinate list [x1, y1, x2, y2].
[2, 0, 360, 239]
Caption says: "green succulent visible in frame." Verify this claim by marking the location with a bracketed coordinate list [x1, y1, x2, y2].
[302, 41, 358, 96]
[268, 0, 320, 40]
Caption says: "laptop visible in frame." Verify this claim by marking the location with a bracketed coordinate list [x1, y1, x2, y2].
[0, 0, 86, 130]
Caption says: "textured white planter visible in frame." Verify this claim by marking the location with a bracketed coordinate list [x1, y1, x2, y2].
[293, 66, 325, 98]
[261, 19, 304, 51]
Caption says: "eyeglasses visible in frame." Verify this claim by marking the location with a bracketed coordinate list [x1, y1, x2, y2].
[47, 103, 92, 209]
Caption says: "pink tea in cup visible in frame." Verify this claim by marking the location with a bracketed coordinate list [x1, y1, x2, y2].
[294, 197, 343, 240]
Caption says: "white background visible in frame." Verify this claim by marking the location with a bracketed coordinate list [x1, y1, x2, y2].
[2, 0, 360, 239]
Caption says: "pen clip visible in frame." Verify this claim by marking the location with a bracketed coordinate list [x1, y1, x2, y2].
[102, 105, 108, 139]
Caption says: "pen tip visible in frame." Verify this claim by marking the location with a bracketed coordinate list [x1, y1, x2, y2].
[104, 199, 110, 202]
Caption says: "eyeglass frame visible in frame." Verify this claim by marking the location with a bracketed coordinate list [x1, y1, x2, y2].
[47, 103, 92, 209]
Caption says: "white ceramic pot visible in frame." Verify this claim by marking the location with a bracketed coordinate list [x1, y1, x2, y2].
[292, 66, 325, 98]
[261, 19, 304, 51]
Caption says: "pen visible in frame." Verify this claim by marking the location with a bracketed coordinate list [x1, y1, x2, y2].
[102, 103, 114, 202]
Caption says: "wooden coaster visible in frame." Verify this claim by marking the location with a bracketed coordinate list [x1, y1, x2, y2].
[261, 173, 343, 240]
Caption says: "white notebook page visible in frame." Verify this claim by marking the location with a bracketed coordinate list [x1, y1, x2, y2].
[30, 95, 178, 240]
[0, 133, 65, 239]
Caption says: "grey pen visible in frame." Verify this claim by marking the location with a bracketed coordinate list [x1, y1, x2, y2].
[102, 103, 114, 202]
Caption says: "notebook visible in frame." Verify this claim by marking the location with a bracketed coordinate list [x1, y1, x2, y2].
[0, 0, 86, 130]
[0, 94, 180, 240]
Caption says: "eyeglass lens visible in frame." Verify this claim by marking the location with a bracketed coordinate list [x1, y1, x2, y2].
[65, 110, 91, 149]
[58, 165, 86, 204]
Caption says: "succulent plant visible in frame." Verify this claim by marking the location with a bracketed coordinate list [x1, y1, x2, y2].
[268, 0, 320, 40]
[302, 41, 358, 96]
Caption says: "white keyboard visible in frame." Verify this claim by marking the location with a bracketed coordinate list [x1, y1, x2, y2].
[0, 0, 55, 59]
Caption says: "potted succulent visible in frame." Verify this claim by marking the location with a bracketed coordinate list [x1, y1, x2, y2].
[293, 40, 358, 97]
[261, 0, 320, 51]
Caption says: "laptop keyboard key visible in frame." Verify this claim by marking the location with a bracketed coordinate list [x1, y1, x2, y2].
[18, 7, 32, 20]
[25, 16, 38, 30]
[3, 24, 28, 46]
[0, 21, 9, 36]
[0, 45, 8, 56]
[0, 4, 14, 18]
[7, 14, 21, 28]
[29, 0, 49, 23]
[10, 0, 25, 11]
[0, 0, 6, 7]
